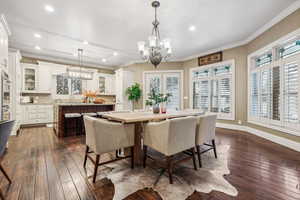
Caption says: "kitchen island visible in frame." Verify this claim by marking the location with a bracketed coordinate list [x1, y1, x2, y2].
[53, 103, 115, 137]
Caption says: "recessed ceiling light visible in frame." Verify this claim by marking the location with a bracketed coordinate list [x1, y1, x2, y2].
[113, 52, 118, 56]
[35, 46, 41, 50]
[45, 5, 55, 13]
[102, 58, 107, 63]
[83, 40, 89, 45]
[34, 33, 41, 38]
[189, 25, 196, 31]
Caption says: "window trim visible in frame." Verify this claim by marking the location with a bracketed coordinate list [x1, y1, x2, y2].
[189, 59, 236, 120]
[247, 27, 300, 136]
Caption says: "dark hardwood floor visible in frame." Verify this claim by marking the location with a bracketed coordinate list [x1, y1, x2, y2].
[0, 127, 299, 200]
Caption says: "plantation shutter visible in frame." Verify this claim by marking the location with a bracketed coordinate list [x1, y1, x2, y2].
[219, 78, 231, 114]
[260, 69, 272, 119]
[283, 62, 299, 124]
[250, 72, 259, 117]
[164, 74, 180, 110]
[193, 80, 209, 111]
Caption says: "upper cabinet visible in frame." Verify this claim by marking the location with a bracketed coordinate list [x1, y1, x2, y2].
[97, 73, 116, 95]
[21, 62, 53, 93]
[38, 63, 52, 93]
[22, 64, 38, 92]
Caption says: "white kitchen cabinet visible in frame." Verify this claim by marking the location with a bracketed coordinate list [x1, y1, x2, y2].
[38, 63, 52, 93]
[22, 62, 54, 94]
[21, 105, 53, 125]
[97, 73, 116, 95]
[115, 69, 133, 111]
[0, 15, 9, 73]
[22, 63, 38, 93]
[8, 49, 22, 135]
[85, 72, 98, 92]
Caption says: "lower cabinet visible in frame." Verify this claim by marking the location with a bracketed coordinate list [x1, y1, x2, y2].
[21, 105, 53, 125]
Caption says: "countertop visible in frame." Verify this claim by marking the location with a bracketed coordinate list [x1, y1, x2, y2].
[55, 103, 115, 106]
[20, 103, 53, 105]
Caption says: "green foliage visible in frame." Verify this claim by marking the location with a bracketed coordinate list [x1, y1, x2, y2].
[126, 83, 142, 102]
[146, 87, 172, 106]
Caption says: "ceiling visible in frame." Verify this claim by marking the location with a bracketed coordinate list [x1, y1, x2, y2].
[0, 0, 298, 69]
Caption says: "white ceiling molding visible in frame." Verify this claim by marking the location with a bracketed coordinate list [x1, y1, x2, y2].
[20, 51, 116, 70]
[0, 14, 11, 36]
[182, 0, 300, 61]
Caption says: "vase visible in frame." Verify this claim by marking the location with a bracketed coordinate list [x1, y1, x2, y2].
[153, 104, 160, 114]
[160, 102, 167, 114]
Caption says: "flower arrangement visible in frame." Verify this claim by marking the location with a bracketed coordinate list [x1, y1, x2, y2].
[83, 90, 97, 103]
[146, 88, 172, 114]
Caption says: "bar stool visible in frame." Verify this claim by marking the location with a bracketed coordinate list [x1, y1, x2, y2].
[64, 113, 82, 136]
[96, 111, 111, 118]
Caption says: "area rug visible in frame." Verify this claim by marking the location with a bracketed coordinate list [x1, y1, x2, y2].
[95, 145, 238, 200]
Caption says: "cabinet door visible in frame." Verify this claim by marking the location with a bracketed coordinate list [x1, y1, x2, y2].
[38, 65, 52, 93]
[22, 64, 38, 92]
[98, 75, 106, 94]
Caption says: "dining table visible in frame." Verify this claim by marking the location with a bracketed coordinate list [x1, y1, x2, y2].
[102, 110, 204, 165]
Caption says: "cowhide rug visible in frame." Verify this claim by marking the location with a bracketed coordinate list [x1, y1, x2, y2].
[93, 145, 238, 200]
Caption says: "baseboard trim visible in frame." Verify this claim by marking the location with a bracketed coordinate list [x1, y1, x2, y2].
[216, 123, 300, 152]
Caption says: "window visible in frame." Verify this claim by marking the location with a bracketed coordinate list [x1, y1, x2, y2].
[56, 75, 82, 96]
[190, 60, 235, 120]
[279, 39, 300, 59]
[144, 71, 183, 110]
[248, 31, 300, 135]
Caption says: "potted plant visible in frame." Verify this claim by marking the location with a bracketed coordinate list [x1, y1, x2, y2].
[146, 88, 172, 114]
[125, 83, 142, 110]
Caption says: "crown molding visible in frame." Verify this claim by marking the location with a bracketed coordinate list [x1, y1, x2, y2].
[181, 0, 300, 62]
[0, 14, 12, 36]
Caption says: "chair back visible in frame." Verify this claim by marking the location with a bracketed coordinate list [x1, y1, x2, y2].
[83, 116, 98, 152]
[195, 114, 217, 145]
[168, 116, 197, 155]
[84, 116, 134, 154]
[0, 120, 15, 157]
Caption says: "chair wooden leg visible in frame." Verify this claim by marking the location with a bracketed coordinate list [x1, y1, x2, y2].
[212, 139, 217, 159]
[143, 146, 147, 168]
[83, 146, 89, 168]
[131, 147, 134, 169]
[167, 156, 173, 184]
[191, 148, 197, 171]
[92, 155, 100, 183]
[0, 188, 5, 200]
[0, 164, 11, 183]
[196, 145, 202, 168]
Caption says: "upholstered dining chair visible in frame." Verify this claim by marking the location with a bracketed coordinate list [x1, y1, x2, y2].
[83, 116, 135, 183]
[0, 120, 15, 200]
[143, 116, 198, 184]
[195, 114, 218, 167]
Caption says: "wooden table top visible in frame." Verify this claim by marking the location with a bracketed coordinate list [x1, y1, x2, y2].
[102, 110, 204, 123]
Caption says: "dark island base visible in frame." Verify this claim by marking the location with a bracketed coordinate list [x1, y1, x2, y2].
[53, 104, 115, 137]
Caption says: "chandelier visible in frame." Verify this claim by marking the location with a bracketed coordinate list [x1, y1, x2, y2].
[65, 49, 93, 80]
[137, 1, 172, 68]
